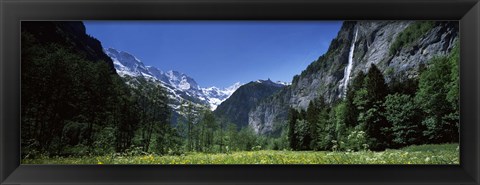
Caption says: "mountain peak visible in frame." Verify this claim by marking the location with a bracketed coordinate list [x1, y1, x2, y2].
[105, 48, 242, 111]
[254, 79, 287, 87]
[105, 47, 118, 54]
[226, 82, 242, 91]
[104, 47, 149, 77]
[214, 79, 284, 128]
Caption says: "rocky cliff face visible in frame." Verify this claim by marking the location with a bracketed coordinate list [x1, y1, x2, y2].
[214, 79, 285, 128]
[249, 21, 459, 134]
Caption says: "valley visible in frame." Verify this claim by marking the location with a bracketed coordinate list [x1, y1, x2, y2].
[21, 20, 460, 164]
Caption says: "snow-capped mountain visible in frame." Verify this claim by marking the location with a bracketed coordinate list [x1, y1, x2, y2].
[165, 70, 200, 91]
[254, 79, 290, 88]
[201, 82, 242, 110]
[274, 81, 291, 86]
[104, 48, 241, 110]
[104, 48, 151, 78]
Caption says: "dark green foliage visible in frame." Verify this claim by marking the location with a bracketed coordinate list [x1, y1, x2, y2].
[287, 108, 300, 150]
[283, 21, 456, 153]
[310, 98, 331, 150]
[180, 101, 196, 152]
[21, 21, 116, 72]
[267, 124, 290, 150]
[111, 77, 139, 152]
[389, 76, 419, 96]
[446, 43, 460, 133]
[21, 37, 118, 156]
[389, 21, 436, 55]
[236, 126, 258, 151]
[287, 97, 336, 151]
[130, 78, 171, 153]
[352, 64, 391, 150]
[199, 109, 217, 152]
[305, 100, 320, 149]
[287, 105, 318, 151]
[293, 120, 310, 150]
[316, 109, 336, 151]
[364, 64, 389, 104]
[21, 22, 175, 158]
[344, 71, 366, 127]
[415, 44, 459, 143]
[332, 102, 348, 148]
[155, 124, 183, 155]
[21, 21, 460, 160]
[383, 94, 424, 147]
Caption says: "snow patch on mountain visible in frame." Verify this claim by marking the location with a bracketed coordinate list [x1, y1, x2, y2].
[104, 47, 241, 110]
[275, 81, 291, 86]
[201, 82, 242, 110]
[255, 79, 290, 88]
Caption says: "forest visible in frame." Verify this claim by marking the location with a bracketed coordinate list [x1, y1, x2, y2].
[21, 29, 275, 158]
[21, 21, 459, 164]
[287, 47, 459, 152]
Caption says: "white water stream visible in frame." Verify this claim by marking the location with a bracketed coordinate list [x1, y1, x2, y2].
[341, 28, 358, 97]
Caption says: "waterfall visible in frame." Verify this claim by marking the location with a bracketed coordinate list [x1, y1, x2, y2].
[341, 28, 358, 97]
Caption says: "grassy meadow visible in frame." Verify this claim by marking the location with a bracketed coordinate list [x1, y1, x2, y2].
[23, 143, 459, 165]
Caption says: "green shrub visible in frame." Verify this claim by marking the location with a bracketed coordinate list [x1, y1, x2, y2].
[345, 129, 368, 151]
[389, 21, 435, 55]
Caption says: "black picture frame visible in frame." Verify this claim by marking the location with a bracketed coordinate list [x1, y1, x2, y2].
[1, 0, 479, 184]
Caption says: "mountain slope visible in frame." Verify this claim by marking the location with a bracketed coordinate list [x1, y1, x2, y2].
[22, 21, 116, 73]
[104, 48, 241, 110]
[249, 21, 459, 134]
[214, 79, 285, 128]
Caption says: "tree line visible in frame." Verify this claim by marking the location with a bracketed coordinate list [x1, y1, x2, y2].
[288, 44, 459, 151]
[21, 26, 459, 158]
[21, 31, 178, 157]
[21, 31, 281, 158]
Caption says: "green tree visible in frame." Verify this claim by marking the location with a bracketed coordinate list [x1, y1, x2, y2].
[199, 108, 216, 152]
[184, 102, 195, 151]
[383, 93, 424, 147]
[294, 119, 310, 150]
[354, 64, 391, 150]
[415, 50, 459, 143]
[314, 109, 336, 151]
[287, 108, 299, 150]
[446, 43, 460, 139]
[237, 126, 257, 151]
[389, 21, 435, 54]
[130, 78, 171, 153]
[223, 122, 238, 152]
[344, 71, 366, 127]
[332, 101, 348, 148]
[305, 98, 323, 150]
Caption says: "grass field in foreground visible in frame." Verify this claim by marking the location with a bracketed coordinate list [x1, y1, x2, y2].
[23, 144, 459, 165]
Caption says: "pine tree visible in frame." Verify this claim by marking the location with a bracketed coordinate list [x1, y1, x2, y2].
[287, 108, 299, 150]
[354, 64, 391, 150]
[345, 71, 366, 127]
[305, 100, 319, 149]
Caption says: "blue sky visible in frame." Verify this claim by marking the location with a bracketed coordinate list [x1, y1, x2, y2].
[84, 21, 342, 88]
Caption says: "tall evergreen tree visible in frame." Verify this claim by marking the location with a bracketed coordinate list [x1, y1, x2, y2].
[354, 64, 391, 150]
[345, 71, 366, 127]
[287, 108, 299, 150]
